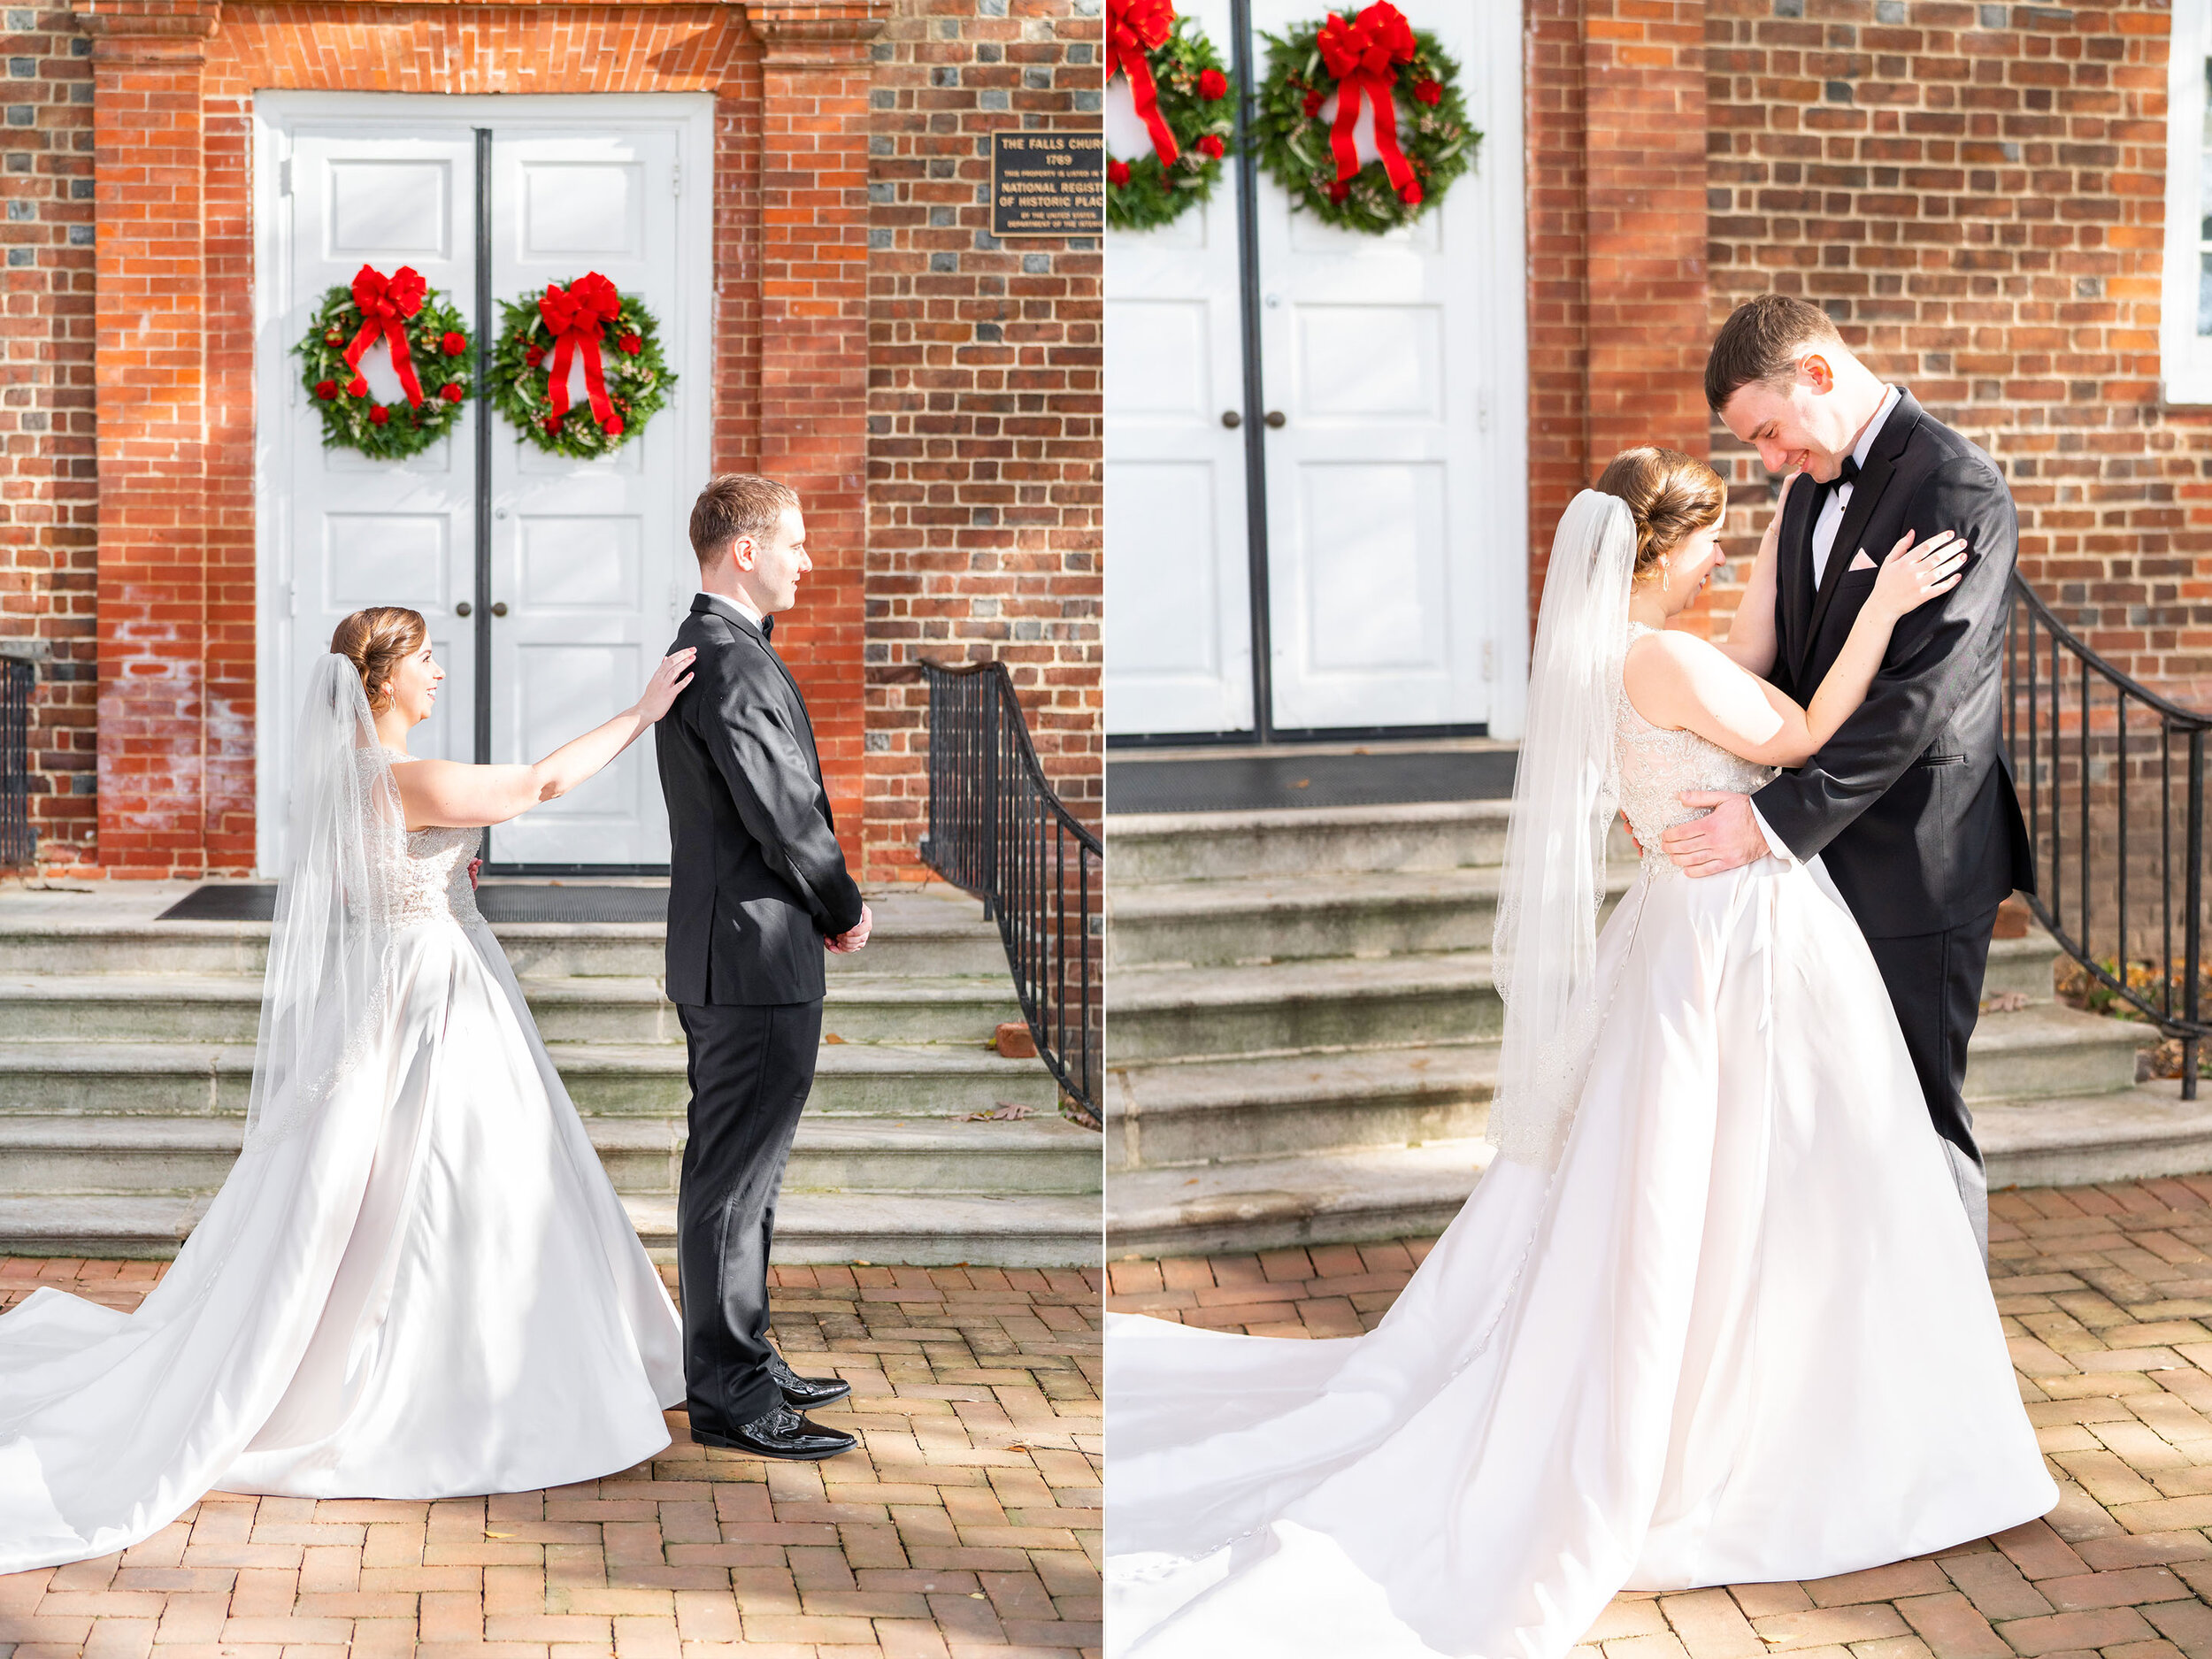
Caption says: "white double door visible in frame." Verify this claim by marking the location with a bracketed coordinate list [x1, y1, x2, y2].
[1102, 0, 1526, 738]
[254, 93, 714, 872]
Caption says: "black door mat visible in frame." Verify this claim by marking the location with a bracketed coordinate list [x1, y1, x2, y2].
[1106, 749, 1519, 815]
[156, 884, 670, 925]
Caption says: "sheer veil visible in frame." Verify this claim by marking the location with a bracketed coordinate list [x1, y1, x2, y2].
[1486, 489, 1639, 1171]
[242, 654, 403, 1149]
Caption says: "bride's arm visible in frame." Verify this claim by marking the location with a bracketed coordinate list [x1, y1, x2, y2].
[1709, 471, 1800, 676]
[1623, 528, 1966, 768]
[393, 649, 695, 830]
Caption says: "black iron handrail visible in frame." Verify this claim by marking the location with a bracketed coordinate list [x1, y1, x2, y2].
[919, 658, 1103, 1118]
[2004, 572, 2212, 1094]
[0, 654, 32, 869]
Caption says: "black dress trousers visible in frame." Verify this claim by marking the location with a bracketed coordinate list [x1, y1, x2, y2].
[674, 998, 824, 1431]
[1861, 899, 2002, 1263]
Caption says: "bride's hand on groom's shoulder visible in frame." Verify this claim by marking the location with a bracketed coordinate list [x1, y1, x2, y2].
[634, 649, 698, 723]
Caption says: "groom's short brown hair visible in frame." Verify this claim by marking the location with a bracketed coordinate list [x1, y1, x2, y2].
[1705, 296, 1843, 413]
[690, 473, 801, 566]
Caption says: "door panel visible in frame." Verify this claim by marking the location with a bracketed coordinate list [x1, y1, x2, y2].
[283, 129, 480, 829]
[1102, 0, 1255, 737]
[484, 125, 693, 866]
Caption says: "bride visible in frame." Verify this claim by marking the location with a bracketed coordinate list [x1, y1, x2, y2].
[1105, 449, 2058, 1659]
[0, 606, 698, 1571]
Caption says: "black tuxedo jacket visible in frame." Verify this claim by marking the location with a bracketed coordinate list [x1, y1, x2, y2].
[656, 593, 865, 1005]
[1755, 388, 2034, 938]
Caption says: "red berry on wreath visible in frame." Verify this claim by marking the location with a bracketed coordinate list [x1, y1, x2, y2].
[313, 379, 337, 401]
[440, 382, 464, 403]
[526, 346, 544, 367]
[618, 334, 642, 357]
[1196, 134, 1225, 161]
[324, 329, 343, 347]
[346, 375, 367, 397]
[368, 405, 390, 426]
[442, 331, 466, 356]
[1303, 89, 1325, 117]
[1413, 78, 1442, 106]
[1108, 159, 1131, 188]
[1198, 67, 1228, 99]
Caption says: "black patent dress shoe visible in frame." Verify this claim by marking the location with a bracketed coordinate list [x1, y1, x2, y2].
[691, 1402, 856, 1461]
[770, 1348, 852, 1409]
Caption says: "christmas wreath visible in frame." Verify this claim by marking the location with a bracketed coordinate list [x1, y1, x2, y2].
[488, 272, 674, 459]
[296, 264, 474, 460]
[1105, 0, 1237, 234]
[1254, 2, 1479, 234]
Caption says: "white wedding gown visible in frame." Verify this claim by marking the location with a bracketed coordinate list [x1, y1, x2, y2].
[1105, 623, 2058, 1659]
[0, 821, 686, 1572]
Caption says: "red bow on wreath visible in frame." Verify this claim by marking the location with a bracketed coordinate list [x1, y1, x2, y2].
[1316, 1, 1419, 204]
[343, 264, 429, 408]
[539, 272, 623, 434]
[1107, 0, 1179, 170]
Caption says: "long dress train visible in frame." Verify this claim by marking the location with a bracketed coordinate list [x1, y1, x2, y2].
[0, 820, 685, 1571]
[1103, 623, 2057, 1659]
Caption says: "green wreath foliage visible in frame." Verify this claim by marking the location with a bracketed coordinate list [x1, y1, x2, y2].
[296, 283, 474, 461]
[1106, 16, 1238, 234]
[488, 281, 675, 461]
[1254, 17, 1479, 235]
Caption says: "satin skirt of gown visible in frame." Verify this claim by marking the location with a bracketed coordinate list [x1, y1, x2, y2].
[1105, 672, 2058, 1659]
[0, 825, 687, 1572]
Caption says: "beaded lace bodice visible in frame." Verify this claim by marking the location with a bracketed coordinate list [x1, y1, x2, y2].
[379, 752, 483, 927]
[1616, 621, 1778, 872]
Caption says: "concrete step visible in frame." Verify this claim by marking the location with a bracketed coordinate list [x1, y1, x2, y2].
[0, 1190, 1103, 1268]
[0, 1111, 1100, 1199]
[1105, 801, 1514, 884]
[0, 972, 1023, 1048]
[1108, 952, 1502, 1064]
[1106, 1045, 1494, 1171]
[0, 887, 1011, 981]
[1982, 1085, 2212, 1190]
[1106, 1140, 1493, 1258]
[0, 1041, 1063, 1120]
[1985, 929, 2062, 1003]
[1963, 1003, 2154, 1103]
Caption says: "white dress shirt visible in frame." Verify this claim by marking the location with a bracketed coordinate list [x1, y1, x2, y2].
[1749, 382, 1901, 864]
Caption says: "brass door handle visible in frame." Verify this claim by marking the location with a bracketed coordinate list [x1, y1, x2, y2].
[490, 602, 509, 618]
[1221, 410, 1242, 428]
[454, 601, 472, 618]
[1264, 411, 1286, 429]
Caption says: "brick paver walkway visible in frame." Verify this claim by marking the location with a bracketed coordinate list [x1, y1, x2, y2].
[0, 1260, 1102, 1659]
[1105, 1179, 2212, 1659]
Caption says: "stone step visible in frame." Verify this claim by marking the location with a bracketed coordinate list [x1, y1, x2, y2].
[0, 1190, 1103, 1268]
[1108, 953, 1503, 1064]
[1106, 1140, 1494, 1258]
[1108, 867, 1636, 971]
[1106, 1046, 1494, 1171]
[0, 888, 1011, 981]
[0, 1111, 1101, 1199]
[1985, 929, 2062, 1003]
[0, 1041, 1063, 1120]
[1105, 801, 1514, 884]
[0, 972, 1022, 1048]
[1962, 1003, 2154, 1103]
[1982, 1085, 2212, 1190]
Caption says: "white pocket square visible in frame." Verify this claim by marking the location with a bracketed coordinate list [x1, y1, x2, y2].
[1847, 549, 1878, 572]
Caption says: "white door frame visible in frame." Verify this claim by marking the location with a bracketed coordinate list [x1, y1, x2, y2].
[251, 90, 715, 876]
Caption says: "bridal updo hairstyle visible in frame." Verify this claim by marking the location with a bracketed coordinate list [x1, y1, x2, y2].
[1594, 447, 1726, 586]
[330, 607, 428, 713]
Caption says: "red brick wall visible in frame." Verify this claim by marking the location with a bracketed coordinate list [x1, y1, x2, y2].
[0, 4, 94, 871]
[1700, 0, 2193, 682]
[862, 0, 1102, 879]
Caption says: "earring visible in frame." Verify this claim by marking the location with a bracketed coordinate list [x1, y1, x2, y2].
[1661, 562, 1671, 593]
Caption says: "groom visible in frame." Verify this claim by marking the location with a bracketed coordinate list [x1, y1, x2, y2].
[1663, 296, 2034, 1257]
[657, 473, 874, 1459]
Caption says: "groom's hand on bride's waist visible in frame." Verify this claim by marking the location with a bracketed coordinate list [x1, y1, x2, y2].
[1662, 792, 1771, 879]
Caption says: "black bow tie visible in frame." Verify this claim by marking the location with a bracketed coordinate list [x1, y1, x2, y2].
[1826, 456, 1861, 491]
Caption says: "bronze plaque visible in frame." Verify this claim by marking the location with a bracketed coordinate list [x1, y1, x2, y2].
[989, 131, 1106, 238]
